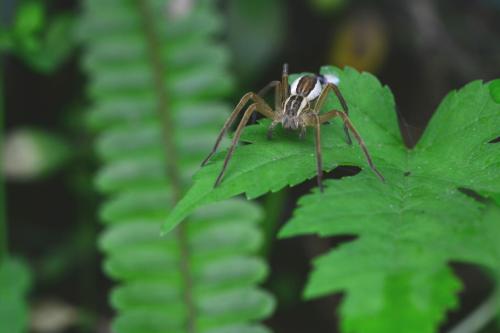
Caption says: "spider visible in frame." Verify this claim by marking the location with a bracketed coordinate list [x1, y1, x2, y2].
[201, 63, 385, 192]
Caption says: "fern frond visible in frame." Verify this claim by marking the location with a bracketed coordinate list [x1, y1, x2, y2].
[79, 0, 274, 332]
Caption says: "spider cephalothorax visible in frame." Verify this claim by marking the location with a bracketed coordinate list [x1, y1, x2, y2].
[201, 64, 384, 191]
[281, 75, 318, 130]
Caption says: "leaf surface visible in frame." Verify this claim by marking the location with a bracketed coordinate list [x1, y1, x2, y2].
[280, 78, 500, 332]
[166, 66, 500, 332]
[164, 67, 406, 232]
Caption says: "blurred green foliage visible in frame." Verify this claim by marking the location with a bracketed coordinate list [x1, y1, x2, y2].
[1, 0, 75, 73]
[310, 0, 347, 12]
[0, 2, 77, 332]
[227, 0, 285, 81]
[0, 258, 31, 333]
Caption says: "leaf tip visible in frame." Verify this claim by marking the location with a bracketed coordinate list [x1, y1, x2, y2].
[489, 78, 500, 104]
[276, 224, 295, 239]
[161, 215, 182, 235]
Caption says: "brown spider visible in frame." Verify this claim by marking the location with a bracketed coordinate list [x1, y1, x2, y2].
[201, 64, 385, 192]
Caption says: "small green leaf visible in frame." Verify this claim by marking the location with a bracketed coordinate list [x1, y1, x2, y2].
[0, 258, 31, 333]
[14, 1, 45, 37]
[24, 15, 76, 72]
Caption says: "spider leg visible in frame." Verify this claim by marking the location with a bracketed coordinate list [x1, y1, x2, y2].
[319, 110, 385, 182]
[214, 103, 272, 187]
[282, 63, 289, 101]
[315, 83, 352, 145]
[312, 114, 325, 192]
[201, 92, 275, 166]
[263, 64, 288, 136]
[258, 80, 281, 109]
[252, 80, 281, 124]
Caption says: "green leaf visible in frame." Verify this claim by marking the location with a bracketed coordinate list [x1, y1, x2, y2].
[22, 15, 76, 73]
[278, 80, 500, 331]
[13, 1, 45, 41]
[165, 66, 500, 332]
[9, 1, 75, 73]
[0, 258, 31, 333]
[163, 66, 404, 233]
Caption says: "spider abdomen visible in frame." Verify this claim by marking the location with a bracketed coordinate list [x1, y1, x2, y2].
[290, 75, 322, 101]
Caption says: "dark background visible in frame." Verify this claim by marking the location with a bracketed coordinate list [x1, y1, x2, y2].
[3, 0, 500, 332]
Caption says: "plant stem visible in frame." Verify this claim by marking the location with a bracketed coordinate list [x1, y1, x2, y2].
[260, 190, 287, 256]
[0, 59, 6, 266]
[138, 1, 196, 333]
[446, 291, 498, 333]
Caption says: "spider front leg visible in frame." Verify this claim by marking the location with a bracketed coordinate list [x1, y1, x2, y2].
[214, 102, 275, 187]
[315, 83, 352, 145]
[319, 110, 385, 182]
[201, 92, 274, 167]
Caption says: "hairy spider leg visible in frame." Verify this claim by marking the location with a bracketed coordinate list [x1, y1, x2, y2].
[214, 102, 275, 187]
[258, 80, 281, 110]
[201, 92, 274, 167]
[312, 114, 325, 192]
[250, 80, 281, 124]
[268, 63, 290, 140]
[319, 110, 385, 182]
[282, 63, 289, 102]
[315, 83, 352, 145]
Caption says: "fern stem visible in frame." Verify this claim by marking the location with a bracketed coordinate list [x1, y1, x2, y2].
[0, 61, 6, 265]
[446, 290, 498, 333]
[138, 1, 196, 333]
